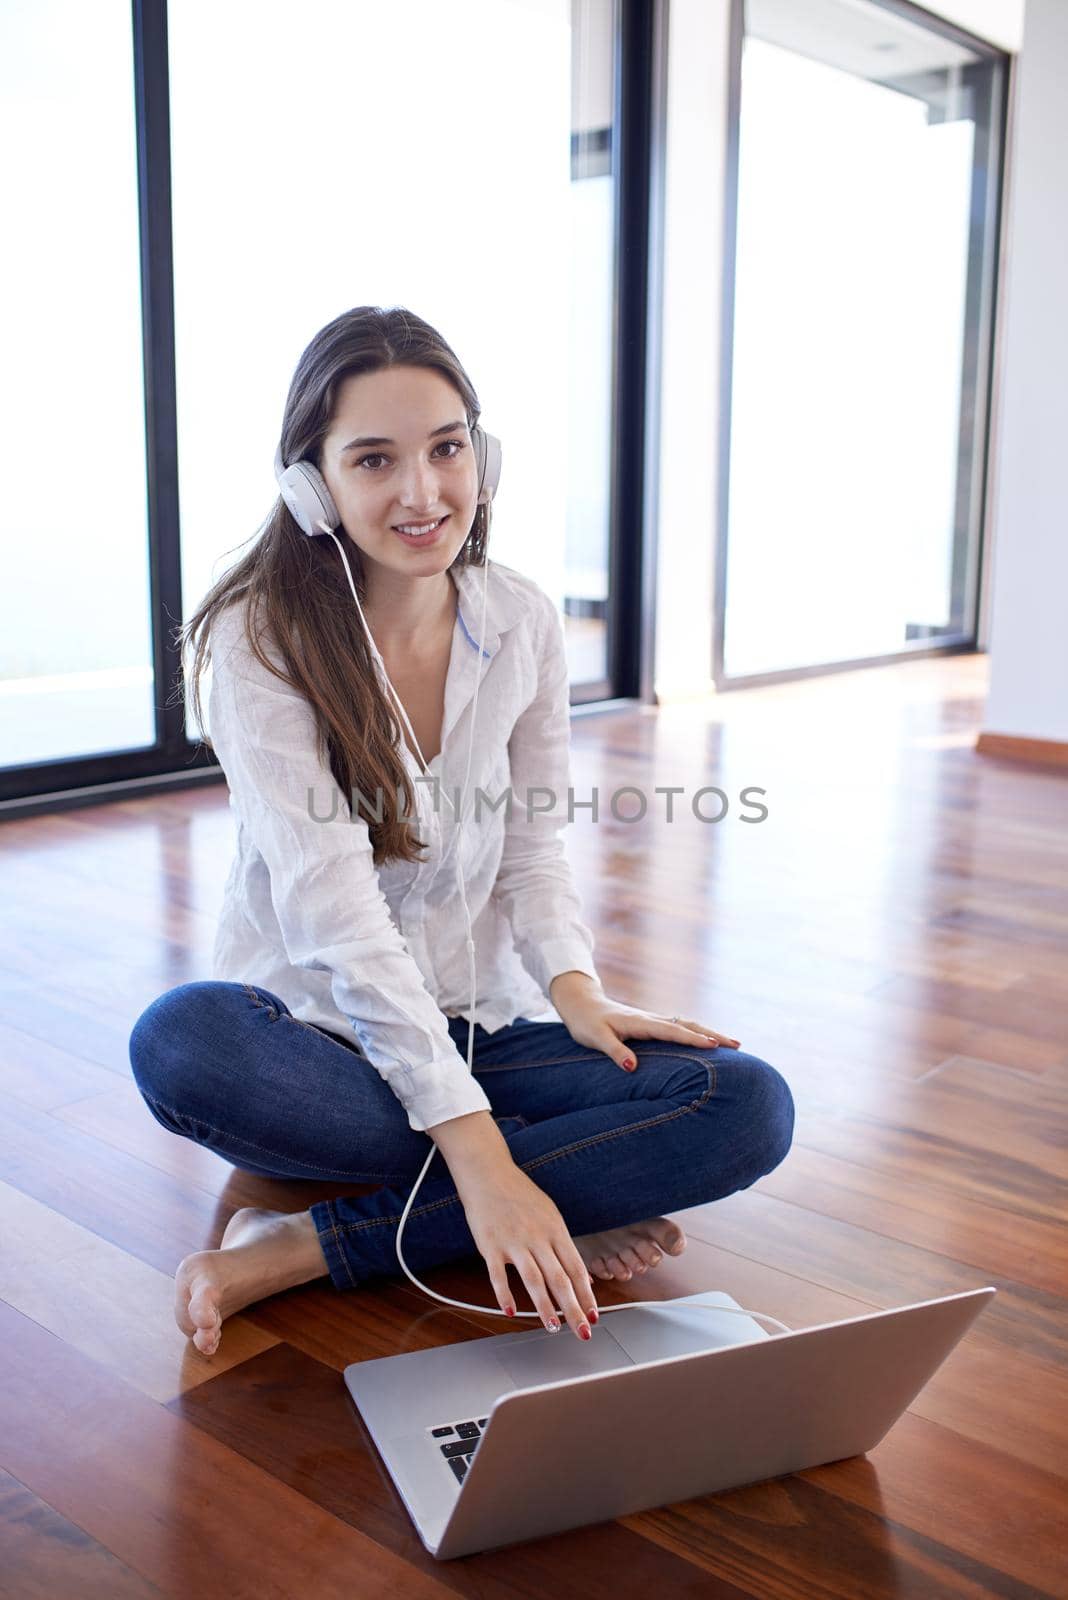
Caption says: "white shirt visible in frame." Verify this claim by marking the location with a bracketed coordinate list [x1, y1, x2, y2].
[207, 557, 601, 1133]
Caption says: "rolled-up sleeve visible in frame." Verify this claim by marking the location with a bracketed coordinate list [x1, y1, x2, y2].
[491, 588, 600, 997]
[206, 610, 493, 1134]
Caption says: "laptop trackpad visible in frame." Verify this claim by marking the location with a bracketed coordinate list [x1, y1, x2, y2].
[494, 1325, 635, 1390]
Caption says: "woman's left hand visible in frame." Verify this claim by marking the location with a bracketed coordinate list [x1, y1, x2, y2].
[550, 976, 741, 1073]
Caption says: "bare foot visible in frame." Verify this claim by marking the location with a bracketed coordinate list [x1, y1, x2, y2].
[573, 1216, 687, 1282]
[175, 1207, 329, 1357]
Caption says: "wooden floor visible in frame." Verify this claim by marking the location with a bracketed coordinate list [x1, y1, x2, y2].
[1, 649, 1066, 1598]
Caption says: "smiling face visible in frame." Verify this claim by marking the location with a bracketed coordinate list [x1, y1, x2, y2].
[319, 364, 480, 586]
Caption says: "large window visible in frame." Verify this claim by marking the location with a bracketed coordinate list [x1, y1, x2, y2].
[169, 0, 620, 726]
[0, 0, 153, 768]
[2, 0, 645, 817]
[566, 0, 618, 693]
[718, 0, 1007, 685]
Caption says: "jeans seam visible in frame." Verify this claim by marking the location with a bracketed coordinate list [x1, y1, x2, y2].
[472, 1049, 717, 1073]
[326, 1203, 358, 1288]
[332, 1058, 717, 1234]
[282, 1012, 333, 1038]
[473, 1051, 594, 1072]
[243, 982, 274, 1014]
[243, 983, 326, 1040]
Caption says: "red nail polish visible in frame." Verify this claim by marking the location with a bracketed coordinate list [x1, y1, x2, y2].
[588, 1308, 599, 1323]
[505, 1305, 515, 1317]
[624, 1059, 635, 1071]
[580, 1325, 592, 1340]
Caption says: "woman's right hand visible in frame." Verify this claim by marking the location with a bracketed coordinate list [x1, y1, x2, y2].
[455, 1159, 598, 1341]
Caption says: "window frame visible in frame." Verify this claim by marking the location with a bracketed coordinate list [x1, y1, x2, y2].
[711, 0, 1011, 692]
[0, 0, 669, 818]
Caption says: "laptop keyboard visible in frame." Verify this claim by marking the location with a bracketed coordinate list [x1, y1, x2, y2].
[428, 1415, 490, 1484]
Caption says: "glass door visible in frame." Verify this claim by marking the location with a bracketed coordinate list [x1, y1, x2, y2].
[0, 0, 154, 768]
[168, 0, 622, 718]
[566, 0, 618, 695]
[718, 0, 1007, 684]
[1, 0, 648, 818]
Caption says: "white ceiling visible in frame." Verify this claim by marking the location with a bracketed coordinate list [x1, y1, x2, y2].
[747, 0, 1025, 75]
[912, 0, 1024, 53]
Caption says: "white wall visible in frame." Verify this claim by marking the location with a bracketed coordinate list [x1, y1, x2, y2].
[982, 0, 1068, 743]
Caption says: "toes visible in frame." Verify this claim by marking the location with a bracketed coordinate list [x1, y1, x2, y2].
[193, 1324, 220, 1357]
[188, 1283, 216, 1324]
[583, 1226, 683, 1282]
[187, 1284, 222, 1341]
[651, 1220, 687, 1254]
[192, 1309, 221, 1357]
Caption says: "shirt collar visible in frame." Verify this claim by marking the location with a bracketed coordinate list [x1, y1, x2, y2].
[450, 558, 527, 660]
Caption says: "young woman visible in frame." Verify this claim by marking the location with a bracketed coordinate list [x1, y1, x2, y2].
[128, 306, 795, 1358]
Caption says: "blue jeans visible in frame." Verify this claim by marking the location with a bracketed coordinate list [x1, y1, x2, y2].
[128, 981, 795, 1292]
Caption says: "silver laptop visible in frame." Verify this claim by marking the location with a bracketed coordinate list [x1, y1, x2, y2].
[343, 1284, 995, 1560]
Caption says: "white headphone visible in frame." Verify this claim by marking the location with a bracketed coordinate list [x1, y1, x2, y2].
[274, 426, 501, 549]
[273, 435, 790, 1339]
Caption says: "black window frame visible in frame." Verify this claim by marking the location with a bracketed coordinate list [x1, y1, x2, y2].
[0, 0, 669, 820]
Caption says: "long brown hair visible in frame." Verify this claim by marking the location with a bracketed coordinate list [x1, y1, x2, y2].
[177, 305, 490, 868]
